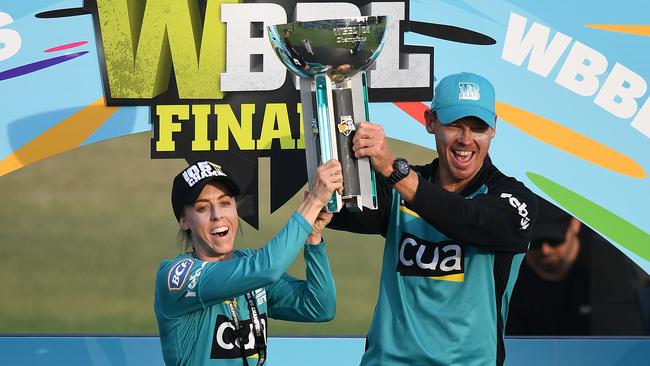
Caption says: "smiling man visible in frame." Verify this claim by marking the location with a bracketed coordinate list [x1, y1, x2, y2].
[329, 72, 539, 366]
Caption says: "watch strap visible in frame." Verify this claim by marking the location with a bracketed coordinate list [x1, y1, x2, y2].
[389, 158, 409, 185]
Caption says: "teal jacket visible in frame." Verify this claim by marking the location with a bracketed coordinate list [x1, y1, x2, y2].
[154, 212, 336, 365]
[330, 158, 538, 366]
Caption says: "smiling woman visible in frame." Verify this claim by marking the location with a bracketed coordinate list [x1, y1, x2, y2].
[155, 160, 343, 366]
[182, 183, 239, 258]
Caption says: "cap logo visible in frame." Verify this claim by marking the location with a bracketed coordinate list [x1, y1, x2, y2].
[458, 82, 480, 101]
[182, 161, 226, 187]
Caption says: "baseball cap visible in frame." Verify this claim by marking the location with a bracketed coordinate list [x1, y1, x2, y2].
[531, 197, 572, 246]
[430, 72, 496, 128]
[171, 161, 241, 221]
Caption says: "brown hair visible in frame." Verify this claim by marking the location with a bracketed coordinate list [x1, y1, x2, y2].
[177, 227, 193, 253]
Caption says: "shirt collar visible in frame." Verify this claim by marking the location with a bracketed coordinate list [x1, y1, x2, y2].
[429, 155, 494, 197]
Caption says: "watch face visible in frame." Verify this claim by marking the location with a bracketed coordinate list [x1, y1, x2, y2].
[396, 160, 409, 175]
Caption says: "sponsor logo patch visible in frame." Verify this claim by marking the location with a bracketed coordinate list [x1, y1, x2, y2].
[500, 192, 531, 230]
[185, 262, 207, 298]
[167, 259, 194, 291]
[210, 314, 268, 359]
[396, 232, 464, 280]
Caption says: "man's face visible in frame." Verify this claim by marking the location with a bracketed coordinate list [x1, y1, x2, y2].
[527, 219, 581, 275]
[426, 112, 495, 187]
[180, 182, 239, 261]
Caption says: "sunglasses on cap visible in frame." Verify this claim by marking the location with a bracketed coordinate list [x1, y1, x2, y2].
[530, 237, 565, 248]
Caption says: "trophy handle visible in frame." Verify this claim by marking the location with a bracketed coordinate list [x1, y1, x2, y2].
[361, 72, 378, 209]
[351, 71, 378, 210]
[315, 74, 342, 212]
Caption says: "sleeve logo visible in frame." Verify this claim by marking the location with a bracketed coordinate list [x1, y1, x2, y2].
[185, 262, 207, 298]
[168, 259, 194, 291]
[500, 193, 531, 230]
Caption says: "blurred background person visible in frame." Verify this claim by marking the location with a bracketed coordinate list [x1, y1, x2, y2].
[507, 197, 650, 336]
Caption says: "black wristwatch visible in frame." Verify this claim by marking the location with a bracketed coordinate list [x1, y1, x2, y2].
[389, 158, 410, 185]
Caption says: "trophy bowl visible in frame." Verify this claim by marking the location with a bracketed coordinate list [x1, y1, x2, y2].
[267, 16, 388, 212]
[268, 16, 388, 83]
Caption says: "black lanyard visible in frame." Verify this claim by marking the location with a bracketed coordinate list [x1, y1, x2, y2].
[225, 293, 267, 366]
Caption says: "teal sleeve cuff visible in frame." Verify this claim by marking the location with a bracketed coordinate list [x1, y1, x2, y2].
[304, 240, 327, 252]
[292, 211, 314, 235]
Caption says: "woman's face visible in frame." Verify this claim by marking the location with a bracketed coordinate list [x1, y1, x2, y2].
[180, 181, 239, 261]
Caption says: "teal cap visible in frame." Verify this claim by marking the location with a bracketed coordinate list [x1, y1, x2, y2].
[430, 72, 496, 128]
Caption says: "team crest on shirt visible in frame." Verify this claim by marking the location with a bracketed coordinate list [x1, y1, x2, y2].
[167, 259, 194, 291]
[396, 232, 465, 282]
[211, 314, 268, 359]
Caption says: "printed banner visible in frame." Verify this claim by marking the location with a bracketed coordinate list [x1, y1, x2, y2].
[0, 0, 648, 273]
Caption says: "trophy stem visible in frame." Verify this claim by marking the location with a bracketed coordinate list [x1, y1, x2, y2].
[315, 74, 342, 212]
[331, 87, 361, 200]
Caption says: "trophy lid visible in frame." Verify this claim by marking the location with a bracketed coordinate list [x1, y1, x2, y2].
[267, 16, 388, 82]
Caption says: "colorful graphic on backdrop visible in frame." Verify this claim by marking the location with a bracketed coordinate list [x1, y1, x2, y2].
[86, 0, 439, 228]
[0, 1, 648, 273]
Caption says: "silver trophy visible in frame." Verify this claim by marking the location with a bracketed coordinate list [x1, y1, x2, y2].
[268, 16, 388, 212]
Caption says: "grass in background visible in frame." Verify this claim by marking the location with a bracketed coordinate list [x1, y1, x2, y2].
[0, 132, 435, 335]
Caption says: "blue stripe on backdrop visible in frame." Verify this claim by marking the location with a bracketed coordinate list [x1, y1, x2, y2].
[0, 336, 649, 366]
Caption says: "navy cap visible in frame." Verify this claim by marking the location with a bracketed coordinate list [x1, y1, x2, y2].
[430, 72, 496, 128]
[171, 161, 241, 221]
[532, 198, 572, 243]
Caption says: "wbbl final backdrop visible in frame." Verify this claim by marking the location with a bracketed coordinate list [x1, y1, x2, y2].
[0, 0, 649, 364]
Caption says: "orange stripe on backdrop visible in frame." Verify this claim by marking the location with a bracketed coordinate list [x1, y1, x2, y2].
[0, 98, 119, 176]
[585, 24, 650, 37]
[496, 102, 646, 179]
[394, 101, 428, 126]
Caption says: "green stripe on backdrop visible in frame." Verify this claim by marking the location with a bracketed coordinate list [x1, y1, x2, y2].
[527, 172, 650, 261]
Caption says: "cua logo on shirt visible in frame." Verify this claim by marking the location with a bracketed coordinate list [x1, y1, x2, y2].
[396, 232, 464, 279]
[210, 314, 268, 359]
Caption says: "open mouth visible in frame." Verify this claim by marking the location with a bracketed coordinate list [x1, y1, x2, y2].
[210, 226, 229, 237]
[452, 149, 474, 164]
